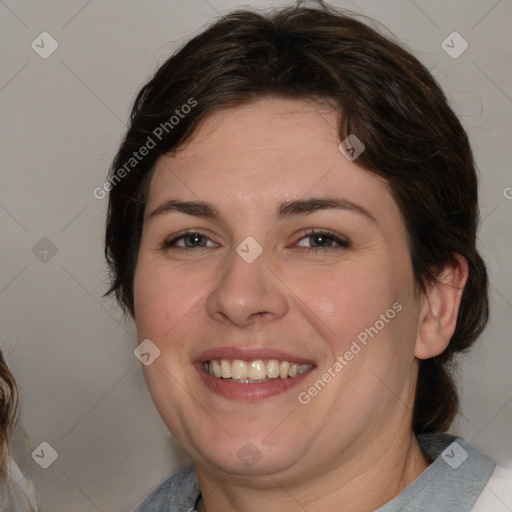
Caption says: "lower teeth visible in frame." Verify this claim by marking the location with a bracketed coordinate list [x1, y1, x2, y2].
[228, 378, 270, 384]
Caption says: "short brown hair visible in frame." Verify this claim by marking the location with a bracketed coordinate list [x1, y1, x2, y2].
[104, 2, 488, 434]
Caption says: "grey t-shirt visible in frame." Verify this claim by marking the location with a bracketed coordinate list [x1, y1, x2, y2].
[133, 433, 496, 512]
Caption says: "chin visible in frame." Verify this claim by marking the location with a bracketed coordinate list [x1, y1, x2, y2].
[197, 442, 302, 478]
[181, 423, 306, 477]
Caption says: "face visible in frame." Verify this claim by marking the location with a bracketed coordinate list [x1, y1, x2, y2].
[133, 97, 424, 482]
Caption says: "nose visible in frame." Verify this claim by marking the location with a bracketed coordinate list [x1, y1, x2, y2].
[205, 246, 289, 329]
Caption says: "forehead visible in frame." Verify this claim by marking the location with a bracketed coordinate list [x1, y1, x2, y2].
[146, 97, 400, 229]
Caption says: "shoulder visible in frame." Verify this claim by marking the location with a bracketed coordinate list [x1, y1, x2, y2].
[472, 465, 512, 512]
[133, 465, 200, 512]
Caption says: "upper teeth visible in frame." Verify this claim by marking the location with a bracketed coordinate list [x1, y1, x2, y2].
[204, 359, 312, 380]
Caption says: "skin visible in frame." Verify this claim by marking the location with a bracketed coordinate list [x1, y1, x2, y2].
[133, 97, 468, 512]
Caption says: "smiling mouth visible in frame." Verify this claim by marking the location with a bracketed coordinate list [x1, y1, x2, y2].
[203, 359, 314, 383]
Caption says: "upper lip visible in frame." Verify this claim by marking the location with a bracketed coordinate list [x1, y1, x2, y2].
[194, 346, 316, 365]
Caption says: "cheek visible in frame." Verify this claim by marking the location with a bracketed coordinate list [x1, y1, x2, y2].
[286, 262, 398, 340]
[133, 260, 201, 341]
[287, 258, 418, 383]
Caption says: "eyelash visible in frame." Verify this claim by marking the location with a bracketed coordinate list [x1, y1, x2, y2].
[161, 229, 351, 254]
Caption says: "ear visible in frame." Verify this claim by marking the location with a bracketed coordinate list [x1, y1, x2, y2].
[415, 253, 469, 360]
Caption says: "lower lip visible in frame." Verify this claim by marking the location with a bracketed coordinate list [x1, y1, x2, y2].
[196, 364, 313, 401]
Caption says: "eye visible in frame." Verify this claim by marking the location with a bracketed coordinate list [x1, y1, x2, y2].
[295, 229, 350, 253]
[162, 231, 217, 250]
[161, 229, 350, 253]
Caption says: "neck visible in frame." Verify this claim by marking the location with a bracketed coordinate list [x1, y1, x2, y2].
[195, 431, 429, 512]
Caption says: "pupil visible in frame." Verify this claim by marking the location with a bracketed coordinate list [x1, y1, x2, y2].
[312, 234, 330, 247]
[187, 234, 204, 247]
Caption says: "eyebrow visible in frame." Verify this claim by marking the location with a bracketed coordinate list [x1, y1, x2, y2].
[148, 197, 376, 223]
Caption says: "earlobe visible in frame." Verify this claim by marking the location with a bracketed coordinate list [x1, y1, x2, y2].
[414, 254, 469, 360]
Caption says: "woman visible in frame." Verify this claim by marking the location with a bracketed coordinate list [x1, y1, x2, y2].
[104, 2, 512, 510]
[0, 350, 38, 511]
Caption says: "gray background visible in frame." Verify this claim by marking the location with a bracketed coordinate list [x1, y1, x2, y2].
[0, 0, 510, 510]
